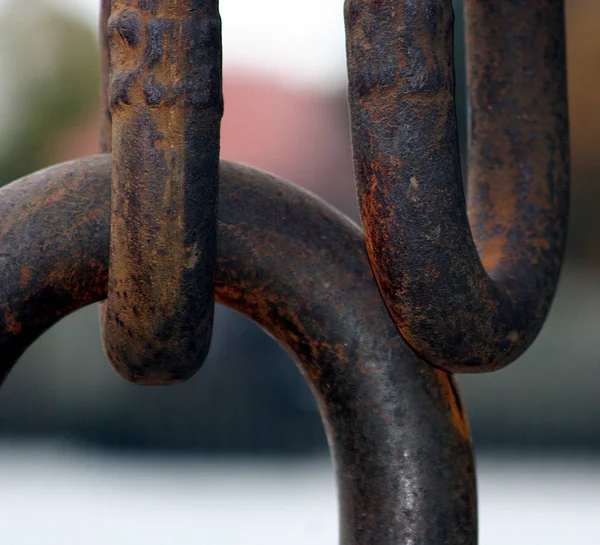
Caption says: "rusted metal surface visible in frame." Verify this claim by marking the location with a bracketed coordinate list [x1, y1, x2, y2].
[97, 0, 111, 353]
[0, 0, 574, 540]
[103, 1, 223, 384]
[345, 0, 569, 373]
[99, 0, 112, 153]
[0, 155, 477, 544]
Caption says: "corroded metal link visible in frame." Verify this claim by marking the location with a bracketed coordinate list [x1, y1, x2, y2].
[0, 156, 476, 544]
[104, 1, 223, 384]
[345, 0, 569, 372]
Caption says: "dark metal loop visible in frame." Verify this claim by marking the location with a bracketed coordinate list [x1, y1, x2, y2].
[345, 0, 569, 372]
[0, 156, 476, 544]
[103, 1, 223, 384]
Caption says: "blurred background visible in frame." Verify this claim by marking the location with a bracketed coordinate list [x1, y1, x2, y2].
[0, 0, 599, 543]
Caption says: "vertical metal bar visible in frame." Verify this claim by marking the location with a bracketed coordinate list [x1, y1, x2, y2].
[97, 0, 111, 343]
[345, 0, 569, 373]
[103, 1, 223, 384]
[99, 0, 112, 154]
[464, 0, 569, 340]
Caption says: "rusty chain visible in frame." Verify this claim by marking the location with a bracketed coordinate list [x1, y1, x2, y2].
[346, 0, 569, 373]
[0, 1, 569, 543]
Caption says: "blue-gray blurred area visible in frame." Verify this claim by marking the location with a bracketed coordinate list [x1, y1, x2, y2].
[0, 0, 599, 460]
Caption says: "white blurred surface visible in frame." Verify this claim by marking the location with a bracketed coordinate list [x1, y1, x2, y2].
[0, 444, 599, 545]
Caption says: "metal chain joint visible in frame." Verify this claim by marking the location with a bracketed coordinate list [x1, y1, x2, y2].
[0, 1, 569, 543]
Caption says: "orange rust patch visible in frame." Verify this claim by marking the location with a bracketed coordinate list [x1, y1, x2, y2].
[4, 313, 22, 335]
[479, 236, 506, 272]
[19, 267, 30, 289]
[434, 370, 470, 440]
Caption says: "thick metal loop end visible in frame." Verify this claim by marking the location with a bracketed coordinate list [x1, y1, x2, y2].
[345, 0, 569, 372]
[104, 1, 224, 384]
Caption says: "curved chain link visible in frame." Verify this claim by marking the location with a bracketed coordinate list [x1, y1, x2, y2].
[345, 0, 569, 373]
